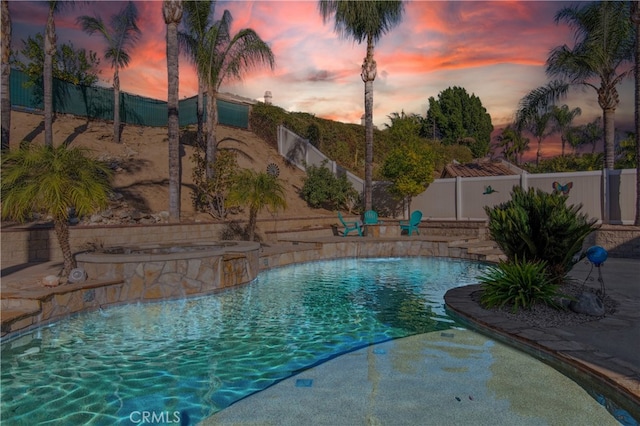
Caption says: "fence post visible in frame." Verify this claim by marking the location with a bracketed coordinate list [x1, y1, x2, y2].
[456, 176, 463, 220]
[520, 172, 528, 191]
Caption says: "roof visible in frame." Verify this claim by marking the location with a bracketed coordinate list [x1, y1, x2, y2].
[440, 159, 524, 178]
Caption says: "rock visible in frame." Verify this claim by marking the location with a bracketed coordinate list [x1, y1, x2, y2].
[100, 209, 113, 218]
[90, 214, 103, 223]
[569, 292, 605, 316]
[42, 275, 60, 287]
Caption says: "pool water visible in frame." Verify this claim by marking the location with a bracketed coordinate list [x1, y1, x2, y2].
[0, 257, 618, 425]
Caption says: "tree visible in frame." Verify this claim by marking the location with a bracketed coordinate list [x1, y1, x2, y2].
[384, 111, 423, 143]
[380, 140, 435, 217]
[179, 0, 214, 149]
[496, 125, 529, 165]
[319, 0, 405, 212]
[1, 144, 112, 278]
[550, 104, 581, 156]
[301, 160, 359, 212]
[195, 8, 274, 179]
[580, 118, 603, 154]
[1, 0, 11, 150]
[547, 1, 634, 170]
[12, 33, 100, 87]
[226, 170, 287, 242]
[164, 0, 182, 223]
[425, 86, 494, 158]
[43, 1, 81, 147]
[78, 1, 141, 144]
[616, 132, 637, 169]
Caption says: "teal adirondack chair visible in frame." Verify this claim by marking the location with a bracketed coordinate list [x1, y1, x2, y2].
[363, 210, 379, 225]
[399, 210, 422, 236]
[337, 211, 363, 237]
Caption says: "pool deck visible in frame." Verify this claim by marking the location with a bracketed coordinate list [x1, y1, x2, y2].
[1, 237, 639, 423]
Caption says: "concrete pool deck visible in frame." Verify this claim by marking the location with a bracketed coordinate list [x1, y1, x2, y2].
[1, 241, 638, 424]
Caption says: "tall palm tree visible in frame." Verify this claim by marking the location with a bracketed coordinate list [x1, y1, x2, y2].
[1, 145, 112, 278]
[318, 0, 405, 212]
[547, 1, 634, 170]
[1, 0, 11, 150]
[550, 104, 581, 156]
[496, 125, 529, 165]
[43, 1, 78, 147]
[77, 1, 141, 144]
[515, 82, 566, 166]
[196, 9, 274, 179]
[164, 0, 182, 223]
[632, 0, 640, 225]
[179, 0, 214, 149]
[227, 170, 287, 242]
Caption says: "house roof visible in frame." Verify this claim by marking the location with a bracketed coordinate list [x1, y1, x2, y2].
[441, 159, 524, 178]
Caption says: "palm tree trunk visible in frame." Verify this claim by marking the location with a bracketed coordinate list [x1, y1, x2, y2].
[603, 108, 615, 170]
[1, 0, 11, 151]
[44, 6, 56, 147]
[536, 137, 542, 167]
[197, 78, 205, 149]
[54, 219, 75, 279]
[205, 87, 218, 179]
[113, 68, 121, 143]
[165, 0, 182, 223]
[360, 35, 377, 212]
[248, 208, 257, 241]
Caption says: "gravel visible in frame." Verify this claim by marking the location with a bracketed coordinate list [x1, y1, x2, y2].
[471, 282, 617, 329]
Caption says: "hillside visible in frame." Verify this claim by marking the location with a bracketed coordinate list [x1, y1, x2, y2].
[7, 110, 335, 223]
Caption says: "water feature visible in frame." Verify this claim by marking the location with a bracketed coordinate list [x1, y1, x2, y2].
[0, 257, 621, 425]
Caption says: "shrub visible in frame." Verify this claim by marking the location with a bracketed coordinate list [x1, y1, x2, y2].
[479, 259, 563, 312]
[485, 186, 598, 283]
[301, 161, 359, 212]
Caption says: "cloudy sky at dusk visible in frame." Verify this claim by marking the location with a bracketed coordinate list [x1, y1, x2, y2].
[8, 0, 635, 159]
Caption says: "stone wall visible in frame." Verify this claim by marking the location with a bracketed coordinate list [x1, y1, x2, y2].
[584, 225, 640, 259]
[0, 216, 340, 270]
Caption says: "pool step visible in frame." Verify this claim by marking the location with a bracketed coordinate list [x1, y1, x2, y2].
[448, 239, 506, 263]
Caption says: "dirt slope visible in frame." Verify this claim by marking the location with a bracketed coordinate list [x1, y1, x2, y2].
[7, 110, 333, 222]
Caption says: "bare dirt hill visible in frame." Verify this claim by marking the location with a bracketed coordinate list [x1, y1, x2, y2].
[7, 110, 334, 223]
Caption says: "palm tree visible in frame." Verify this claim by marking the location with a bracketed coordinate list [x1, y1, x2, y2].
[496, 125, 529, 165]
[318, 1, 405, 212]
[77, 1, 141, 144]
[515, 83, 563, 166]
[547, 1, 634, 170]
[227, 170, 287, 242]
[164, 0, 182, 223]
[581, 117, 603, 154]
[1, 145, 112, 278]
[195, 9, 274, 179]
[1, 0, 11, 150]
[550, 104, 581, 156]
[179, 0, 214, 149]
[632, 0, 640, 225]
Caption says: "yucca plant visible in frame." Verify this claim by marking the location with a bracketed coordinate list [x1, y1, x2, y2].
[479, 258, 563, 312]
[485, 186, 598, 283]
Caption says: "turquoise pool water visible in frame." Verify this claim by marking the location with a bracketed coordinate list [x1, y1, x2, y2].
[0, 257, 621, 425]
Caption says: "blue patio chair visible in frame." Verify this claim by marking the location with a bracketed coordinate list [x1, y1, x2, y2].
[337, 211, 363, 237]
[363, 210, 379, 225]
[399, 210, 422, 236]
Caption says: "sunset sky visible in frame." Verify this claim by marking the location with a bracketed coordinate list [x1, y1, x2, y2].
[7, 0, 635, 159]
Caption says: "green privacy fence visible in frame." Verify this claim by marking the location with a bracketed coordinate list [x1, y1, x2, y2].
[9, 68, 250, 129]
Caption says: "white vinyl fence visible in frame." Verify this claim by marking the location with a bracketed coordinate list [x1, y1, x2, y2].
[277, 126, 638, 224]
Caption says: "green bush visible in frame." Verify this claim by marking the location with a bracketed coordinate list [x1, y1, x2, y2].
[479, 259, 563, 312]
[300, 161, 359, 211]
[485, 186, 598, 283]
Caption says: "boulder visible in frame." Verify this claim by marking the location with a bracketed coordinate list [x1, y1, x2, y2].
[42, 275, 60, 287]
[569, 292, 605, 316]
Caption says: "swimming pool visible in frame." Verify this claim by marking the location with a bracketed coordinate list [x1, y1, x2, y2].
[0, 257, 619, 425]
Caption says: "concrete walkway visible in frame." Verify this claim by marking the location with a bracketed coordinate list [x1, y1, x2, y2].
[445, 258, 640, 421]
